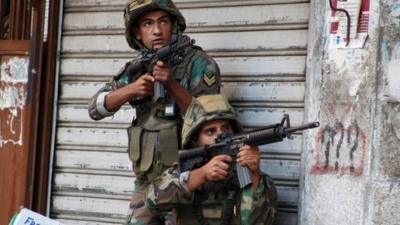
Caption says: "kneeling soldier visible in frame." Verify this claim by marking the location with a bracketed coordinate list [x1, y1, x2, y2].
[145, 94, 278, 225]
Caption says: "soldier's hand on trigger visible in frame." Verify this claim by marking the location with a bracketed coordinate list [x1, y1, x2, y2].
[152, 61, 174, 87]
[129, 74, 154, 97]
[201, 154, 232, 182]
[237, 145, 261, 174]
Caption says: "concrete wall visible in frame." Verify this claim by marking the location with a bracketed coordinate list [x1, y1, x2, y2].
[369, 0, 400, 224]
[300, 0, 399, 224]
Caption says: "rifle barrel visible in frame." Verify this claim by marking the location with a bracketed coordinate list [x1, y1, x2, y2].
[243, 121, 320, 146]
[287, 122, 320, 133]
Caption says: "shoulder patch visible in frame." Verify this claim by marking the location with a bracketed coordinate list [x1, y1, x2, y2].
[203, 71, 216, 87]
[189, 50, 221, 93]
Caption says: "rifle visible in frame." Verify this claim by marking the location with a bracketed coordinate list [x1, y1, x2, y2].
[126, 35, 195, 112]
[179, 114, 320, 189]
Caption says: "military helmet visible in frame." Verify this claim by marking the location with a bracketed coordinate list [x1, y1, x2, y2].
[124, 0, 186, 50]
[181, 94, 242, 148]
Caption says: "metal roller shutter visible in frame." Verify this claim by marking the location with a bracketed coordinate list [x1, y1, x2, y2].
[51, 0, 310, 224]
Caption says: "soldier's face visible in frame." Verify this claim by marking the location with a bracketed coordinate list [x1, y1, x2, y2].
[134, 10, 173, 49]
[197, 119, 234, 145]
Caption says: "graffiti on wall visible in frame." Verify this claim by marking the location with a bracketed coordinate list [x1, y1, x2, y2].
[0, 57, 29, 148]
[311, 103, 367, 176]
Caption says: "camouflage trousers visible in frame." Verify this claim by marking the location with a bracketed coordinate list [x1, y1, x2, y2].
[125, 180, 175, 225]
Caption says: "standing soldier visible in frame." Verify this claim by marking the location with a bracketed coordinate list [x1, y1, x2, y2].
[145, 94, 278, 225]
[88, 0, 221, 224]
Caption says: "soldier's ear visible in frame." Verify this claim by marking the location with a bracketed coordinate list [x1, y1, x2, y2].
[133, 28, 141, 40]
[190, 134, 199, 147]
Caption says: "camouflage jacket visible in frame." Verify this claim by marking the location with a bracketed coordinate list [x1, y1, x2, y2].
[88, 46, 221, 121]
[88, 46, 221, 182]
[145, 167, 278, 225]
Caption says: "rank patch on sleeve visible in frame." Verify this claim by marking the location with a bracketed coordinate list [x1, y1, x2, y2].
[203, 72, 216, 87]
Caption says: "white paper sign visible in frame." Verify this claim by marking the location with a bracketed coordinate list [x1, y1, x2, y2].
[337, 0, 362, 39]
[9, 208, 63, 225]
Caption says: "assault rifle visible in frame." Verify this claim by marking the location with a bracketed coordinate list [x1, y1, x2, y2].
[126, 35, 195, 107]
[179, 114, 320, 189]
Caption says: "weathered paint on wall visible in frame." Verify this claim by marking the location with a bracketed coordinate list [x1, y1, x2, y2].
[312, 103, 367, 176]
[310, 33, 374, 178]
[367, 1, 400, 223]
[378, 0, 400, 178]
[381, 1, 400, 100]
[0, 57, 29, 147]
[301, 0, 400, 224]
[299, 0, 382, 224]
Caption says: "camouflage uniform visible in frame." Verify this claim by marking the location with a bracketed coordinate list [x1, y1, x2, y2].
[87, 1, 221, 224]
[144, 95, 278, 225]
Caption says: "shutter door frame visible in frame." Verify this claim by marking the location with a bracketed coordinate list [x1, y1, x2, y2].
[50, 1, 310, 224]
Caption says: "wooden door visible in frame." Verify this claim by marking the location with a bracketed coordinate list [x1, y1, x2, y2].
[0, 40, 31, 223]
[0, 0, 44, 223]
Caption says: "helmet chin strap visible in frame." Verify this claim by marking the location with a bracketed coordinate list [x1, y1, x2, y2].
[171, 19, 182, 45]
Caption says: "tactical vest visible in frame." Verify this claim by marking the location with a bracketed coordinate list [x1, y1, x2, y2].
[127, 47, 198, 182]
[177, 181, 241, 225]
[176, 174, 277, 225]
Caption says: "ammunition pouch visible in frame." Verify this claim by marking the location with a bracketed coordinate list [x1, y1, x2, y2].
[128, 109, 179, 182]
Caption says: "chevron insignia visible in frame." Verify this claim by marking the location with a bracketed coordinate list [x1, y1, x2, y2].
[203, 73, 216, 87]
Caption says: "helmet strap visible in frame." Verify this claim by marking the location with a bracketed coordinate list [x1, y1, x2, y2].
[171, 19, 182, 43]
